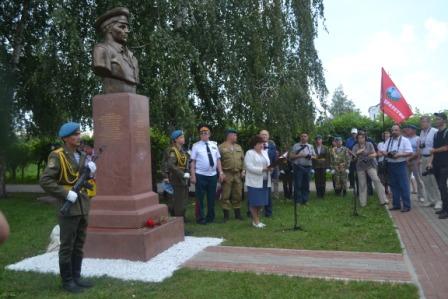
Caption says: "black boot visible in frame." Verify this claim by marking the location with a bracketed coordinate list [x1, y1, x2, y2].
[342, 189, 347, 197]
[72, 256, 94, 288]
[223, 210, 230, 222]
[60, 262, 84, 293]
[234, 209, 243, 220]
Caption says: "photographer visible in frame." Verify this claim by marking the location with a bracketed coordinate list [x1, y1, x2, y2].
[386, 125, 413, 212]
[426, 113, 448, 219]
[352, 133, 388, 207]
[419, 116, 441, 209]
[289, 133, 316, 204]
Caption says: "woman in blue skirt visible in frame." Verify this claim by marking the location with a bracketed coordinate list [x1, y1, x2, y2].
[244, 135, 272, 228]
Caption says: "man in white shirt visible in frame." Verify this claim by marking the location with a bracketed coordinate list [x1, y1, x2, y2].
[419, 116, 441, 209]
[403, 124, 426, 203]
[289, 133, 316, 204]
[190, 124, 224, 224]
[386, 124, 413, 212]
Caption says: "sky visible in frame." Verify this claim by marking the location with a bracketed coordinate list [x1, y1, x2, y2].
[315, 0, 448, 116]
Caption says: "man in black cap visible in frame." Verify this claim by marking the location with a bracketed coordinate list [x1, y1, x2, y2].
[40, 122, 96, 293]
[427, 112, 448, 219]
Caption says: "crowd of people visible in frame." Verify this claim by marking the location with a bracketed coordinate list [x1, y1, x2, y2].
[163, 112, 448, 229]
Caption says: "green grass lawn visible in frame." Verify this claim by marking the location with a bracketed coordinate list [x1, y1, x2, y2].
[182, 192, 402, 253]
[0, 193, 417, 299]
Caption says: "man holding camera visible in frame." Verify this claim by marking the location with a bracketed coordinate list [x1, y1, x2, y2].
[427, 113, 448, 219]
[386, 124, 413, 212]
[289, 133, 316, 204]
[419, 116, 442, 209]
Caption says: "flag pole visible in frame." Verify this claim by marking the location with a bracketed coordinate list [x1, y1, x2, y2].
[381, 68, 385, 133]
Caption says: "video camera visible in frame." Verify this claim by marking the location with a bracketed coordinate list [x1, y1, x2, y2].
[387, 151, 398, 159]
[422, 167, 434, 177]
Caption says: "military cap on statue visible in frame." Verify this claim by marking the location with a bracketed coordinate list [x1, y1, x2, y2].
[224, 128, 237, 136]
[170, 130, 184, 141]
[58, 122, 80, 138]
[95, 7, 129, 33]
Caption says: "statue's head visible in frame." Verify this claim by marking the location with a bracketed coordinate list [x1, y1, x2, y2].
[95, 7, 130, 45]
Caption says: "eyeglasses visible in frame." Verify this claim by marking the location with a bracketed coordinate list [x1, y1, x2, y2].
[200, 131, 209, 135]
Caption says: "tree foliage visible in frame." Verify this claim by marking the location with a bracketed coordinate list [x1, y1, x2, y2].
[328, 85, 359, 118]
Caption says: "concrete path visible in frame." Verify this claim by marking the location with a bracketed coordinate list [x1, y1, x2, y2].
[6, 184, 44, 193]
[389, 197, 448, 299]
[184, 246, 412, 283]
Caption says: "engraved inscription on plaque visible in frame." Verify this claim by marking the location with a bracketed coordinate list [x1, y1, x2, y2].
[133, 114, 147, 145]
[98, 113, 123, 142]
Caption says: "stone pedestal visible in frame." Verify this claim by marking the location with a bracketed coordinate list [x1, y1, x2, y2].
[84, 93, 184, 261]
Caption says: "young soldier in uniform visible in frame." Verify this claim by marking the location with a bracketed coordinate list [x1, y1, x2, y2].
[219, 128, 245, 221]
[40, 122, 96, 293]
[330, 136, 351, 196]
[162, 130, 190, 220]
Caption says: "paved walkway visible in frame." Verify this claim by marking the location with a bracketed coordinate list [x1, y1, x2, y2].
[184, 246, 412, 283]
[389, 197, 448, 299]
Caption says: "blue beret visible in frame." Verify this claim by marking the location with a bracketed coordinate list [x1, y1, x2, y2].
[170, 130, 183, 140]
[58, 122, 80, 138]
[225, 128, 237, 136]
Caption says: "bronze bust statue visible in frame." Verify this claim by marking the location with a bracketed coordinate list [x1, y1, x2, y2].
[93, 7, 139, 94]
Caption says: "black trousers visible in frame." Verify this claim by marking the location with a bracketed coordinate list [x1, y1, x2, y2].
[434, 166, 448, 212]
[314, 168, 326, 197]
[59, 215, 88, 281]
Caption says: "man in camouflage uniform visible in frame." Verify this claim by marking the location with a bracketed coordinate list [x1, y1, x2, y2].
[162, 130, 190, 220]
[219, 128, 245, 221]
[330, 136, 351, 196]
[40, 122, 96, 293]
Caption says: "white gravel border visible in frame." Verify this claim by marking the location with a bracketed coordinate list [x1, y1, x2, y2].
[6, 236, 223, 282]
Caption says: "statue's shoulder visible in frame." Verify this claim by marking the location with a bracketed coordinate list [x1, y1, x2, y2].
[94, 42, 110, 52]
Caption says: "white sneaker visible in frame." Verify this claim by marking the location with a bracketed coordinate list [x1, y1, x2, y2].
[419, 197, 425, 203]
[258, 222, 266, 228]
[422, 202, 434, 207]
[434, 201, 443, 210]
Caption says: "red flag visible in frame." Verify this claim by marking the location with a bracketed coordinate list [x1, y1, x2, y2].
[380, 68, 413, 123]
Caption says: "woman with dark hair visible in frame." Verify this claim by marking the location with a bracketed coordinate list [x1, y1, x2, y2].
[352, 132, 388, 207]
[244, 135, 272, 228]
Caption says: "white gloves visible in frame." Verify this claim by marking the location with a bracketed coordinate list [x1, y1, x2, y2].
[87, 161, 96, 174]
[326, 169, 330, 173]
[331, 169, 336, 175]
[345, 169, 350, 174]
[280, 170, 285, 175]
[66, 190, 78, 203]
[183, 172, 190, 179]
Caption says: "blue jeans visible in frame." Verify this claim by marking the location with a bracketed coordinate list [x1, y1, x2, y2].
[293, 164, 311, 204]
[387, 161, 411, 209]
[195, 174, 218, 223]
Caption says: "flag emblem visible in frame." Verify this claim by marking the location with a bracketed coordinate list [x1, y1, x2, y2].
[386, 87, 401, 101]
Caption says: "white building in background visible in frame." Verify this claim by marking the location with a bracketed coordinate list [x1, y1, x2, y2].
[368, 104, 381, 120]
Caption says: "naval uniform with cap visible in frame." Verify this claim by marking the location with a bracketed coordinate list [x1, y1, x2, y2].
[191, 138, 221, 223]
[39, 122, 94, 291]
